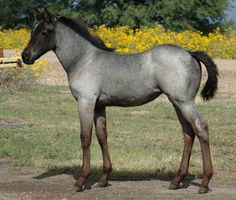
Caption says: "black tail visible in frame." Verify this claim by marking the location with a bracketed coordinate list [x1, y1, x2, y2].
[190, 51, 219, 101]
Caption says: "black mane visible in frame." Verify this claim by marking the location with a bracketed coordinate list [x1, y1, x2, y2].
[58, 16, 114, 52]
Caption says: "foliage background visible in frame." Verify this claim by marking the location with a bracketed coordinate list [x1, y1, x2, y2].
[1, 26, 235, 59]
[0, 0, 233, 34]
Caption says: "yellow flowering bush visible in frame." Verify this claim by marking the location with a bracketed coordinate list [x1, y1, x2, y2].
[30, 60, 51, 78]
[0, 29, 51, 79]
[0, 26, 235, 59]
[0, 28, 29, 50]
[94, 25, 236, 59]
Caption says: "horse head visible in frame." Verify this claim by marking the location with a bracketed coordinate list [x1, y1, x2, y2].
[21, 8, 56, 64]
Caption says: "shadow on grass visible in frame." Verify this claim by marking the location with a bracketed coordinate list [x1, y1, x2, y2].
[34, 166, 201, 190]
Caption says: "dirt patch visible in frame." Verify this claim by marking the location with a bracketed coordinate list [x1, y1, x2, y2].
[0, 160, 236, 200]
[0, 118, 25, 129]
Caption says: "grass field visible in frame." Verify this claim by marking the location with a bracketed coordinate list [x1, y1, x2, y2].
[0, 85, 236, 182]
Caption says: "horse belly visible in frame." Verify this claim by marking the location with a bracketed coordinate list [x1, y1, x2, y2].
[97, 87, 161, 107]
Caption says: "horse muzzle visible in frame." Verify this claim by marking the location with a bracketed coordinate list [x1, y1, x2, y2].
[21, 50, 35, 65]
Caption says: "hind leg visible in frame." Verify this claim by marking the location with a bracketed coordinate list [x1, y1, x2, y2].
[169, 105, 195, 190]
[170, 101, 213, 193]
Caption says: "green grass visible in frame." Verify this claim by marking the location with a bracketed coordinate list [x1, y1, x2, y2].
[0, 86, 236, 182]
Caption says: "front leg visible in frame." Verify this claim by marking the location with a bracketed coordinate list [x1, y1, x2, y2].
[93, 106, 112, 188]
[74, 96, 96, 191]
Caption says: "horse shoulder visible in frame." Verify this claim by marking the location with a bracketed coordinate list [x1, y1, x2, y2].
[67, 67, 101, 101]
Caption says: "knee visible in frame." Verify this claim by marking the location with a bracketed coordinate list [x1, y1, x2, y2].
[80, 134, 91, 148]
[202, 119, 209, 132]
[96, 127, 107, 145]
[193, 118, 209, 143]
[199, 121, 209, 142]
[194, 118, 208, 132]
[96, 120, 106, 135]
[96, 133, 107, 145]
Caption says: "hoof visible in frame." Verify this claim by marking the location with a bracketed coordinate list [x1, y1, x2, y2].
[74, 184, 85, 192]
[92, 181, 108, 188]
[198, 186, 210, 194]
[169, 183, 180, 190]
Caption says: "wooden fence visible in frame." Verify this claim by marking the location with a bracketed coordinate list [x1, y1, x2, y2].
[0, 48, 23, 69]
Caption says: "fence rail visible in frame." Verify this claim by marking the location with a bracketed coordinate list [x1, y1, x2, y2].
[0, 48, 23, 68]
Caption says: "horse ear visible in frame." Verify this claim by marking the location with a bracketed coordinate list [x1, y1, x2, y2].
[34, 8, 43, 21]
[43, 8, 53, 23]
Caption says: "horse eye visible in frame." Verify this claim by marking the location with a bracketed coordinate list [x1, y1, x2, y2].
[41, 31, 48, 36]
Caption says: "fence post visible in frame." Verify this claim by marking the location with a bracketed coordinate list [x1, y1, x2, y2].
[0, 48, 3, 58]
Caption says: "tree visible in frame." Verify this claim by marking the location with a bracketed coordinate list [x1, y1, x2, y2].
[55, 0, 230, 33]
[0, 0, 230, 33]
[155, 0, 230, 33]
[0, 0, 53, 29]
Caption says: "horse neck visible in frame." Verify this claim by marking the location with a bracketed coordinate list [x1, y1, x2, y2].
[53, 22, 96, 73]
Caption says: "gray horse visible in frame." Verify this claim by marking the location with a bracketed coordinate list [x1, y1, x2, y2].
[22, 9, 218, 194]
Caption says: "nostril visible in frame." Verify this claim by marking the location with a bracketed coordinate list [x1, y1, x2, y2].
[21, 51, 30, 61]
[21, 50, 35, 64]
